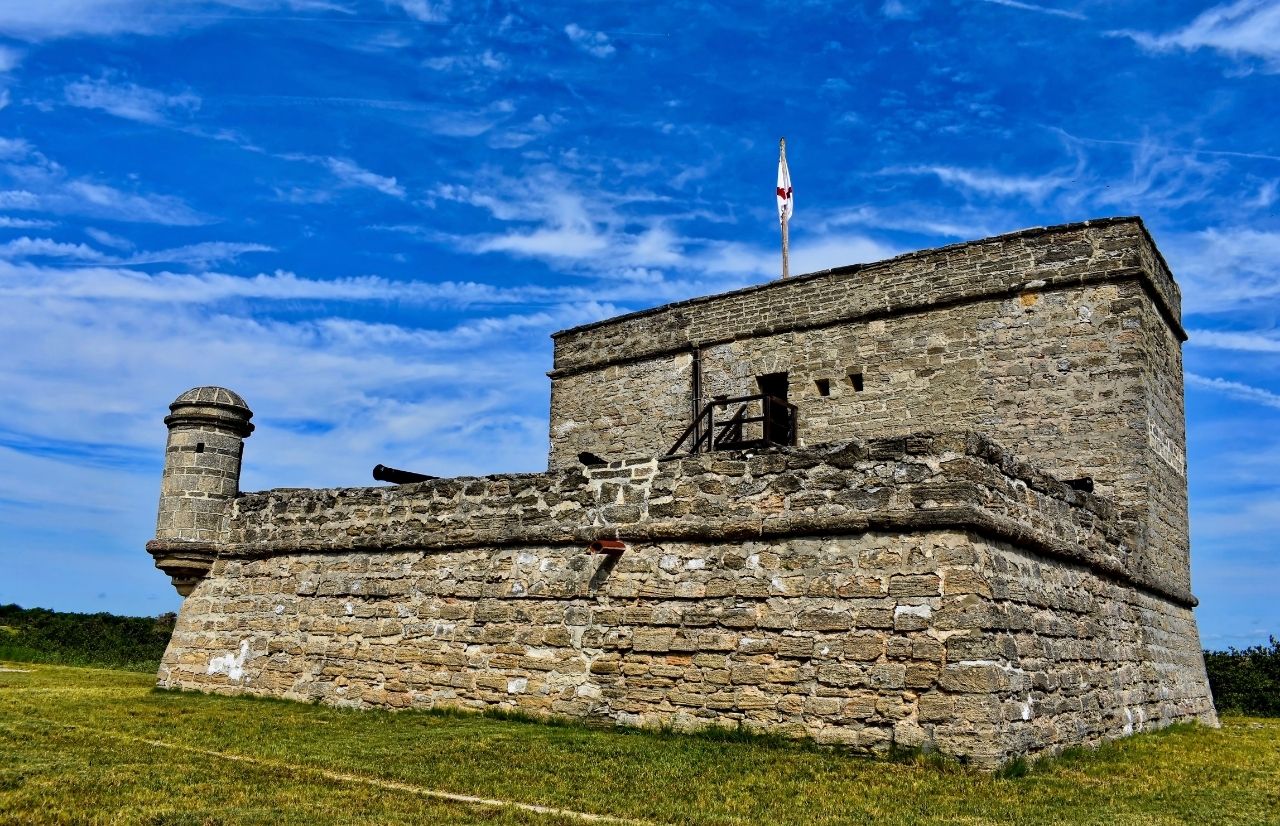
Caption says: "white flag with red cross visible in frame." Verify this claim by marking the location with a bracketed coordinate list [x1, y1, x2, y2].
[776, 141, 793, 225]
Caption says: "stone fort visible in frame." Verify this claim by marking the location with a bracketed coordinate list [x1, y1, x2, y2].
[147, 216, 1217, 768]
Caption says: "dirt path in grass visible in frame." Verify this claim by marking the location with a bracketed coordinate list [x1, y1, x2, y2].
[17, 717, 662, 826]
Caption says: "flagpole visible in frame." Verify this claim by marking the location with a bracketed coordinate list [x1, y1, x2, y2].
[781, 214, 789, 279]
[780, 137, 790, 280]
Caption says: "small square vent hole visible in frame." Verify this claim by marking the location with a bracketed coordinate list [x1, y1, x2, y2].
[848, 372, 865, 392]
[815, 378, 831, 397]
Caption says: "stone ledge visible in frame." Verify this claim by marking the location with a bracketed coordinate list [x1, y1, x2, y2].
[204, 432, 1194, 608]
[146, 539, 220, 597]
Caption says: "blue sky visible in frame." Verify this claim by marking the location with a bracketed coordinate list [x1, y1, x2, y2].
[0, 0, 1275, 647]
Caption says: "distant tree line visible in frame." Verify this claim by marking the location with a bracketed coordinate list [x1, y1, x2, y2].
[0, 604, 175, 672]
[1203, 637, 1280, 717]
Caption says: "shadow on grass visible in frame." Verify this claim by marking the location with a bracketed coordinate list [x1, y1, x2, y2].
[147, 681, 1223, 783]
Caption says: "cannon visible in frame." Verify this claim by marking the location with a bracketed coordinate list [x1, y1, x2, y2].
[372, 464, 438, 485]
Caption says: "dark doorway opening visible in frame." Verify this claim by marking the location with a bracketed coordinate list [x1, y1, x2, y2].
[756, 372, 793, 445]
[757, 371, 788, 400]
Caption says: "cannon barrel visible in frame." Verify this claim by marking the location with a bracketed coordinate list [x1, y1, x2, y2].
[372, 464, 438, 485]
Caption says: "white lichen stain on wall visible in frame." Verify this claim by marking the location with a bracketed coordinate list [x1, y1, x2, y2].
[207, 640, 250, 681]
[1148, 421, 1187, 476]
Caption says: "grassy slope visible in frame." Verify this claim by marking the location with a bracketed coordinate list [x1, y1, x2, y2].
[1, 663, 1278, 825]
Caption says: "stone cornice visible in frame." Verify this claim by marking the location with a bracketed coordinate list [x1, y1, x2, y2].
[206, 433, 1195, 608]
[549, 217, 1185, 378]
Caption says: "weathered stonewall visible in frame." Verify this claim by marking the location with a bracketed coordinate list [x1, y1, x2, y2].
[148, 217, 1218, 770]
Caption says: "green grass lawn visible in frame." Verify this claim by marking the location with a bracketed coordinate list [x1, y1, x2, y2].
[1, 663, 1277, 825]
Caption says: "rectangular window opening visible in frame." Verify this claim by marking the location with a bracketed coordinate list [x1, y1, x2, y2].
[849, 372, 865, 392]
[195, 442, 205, 453]
[815, 378, 831, 397]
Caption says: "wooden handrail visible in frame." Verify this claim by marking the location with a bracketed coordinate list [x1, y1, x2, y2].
[665, 393, 798, 457]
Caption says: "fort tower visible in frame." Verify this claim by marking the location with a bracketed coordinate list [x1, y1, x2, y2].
[148, 386, 254, 596]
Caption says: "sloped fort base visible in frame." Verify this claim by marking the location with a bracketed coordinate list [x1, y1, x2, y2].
[158, 434, 1216, 769]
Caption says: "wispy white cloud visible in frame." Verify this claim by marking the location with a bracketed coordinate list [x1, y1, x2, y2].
[122, 241, 275, 267]
[1051, 129, 1280, 165]
[324, 157, 405, 198]
[0, 258, 595, 306]
[1189, 329, 1280, 353]
[0, 0, 357, 40]
[428, 163, 899, 287]
[788, 235, 900, 275]
[64, 180, 208, 225]
[1187, 372, 1280, 410]
[0, 215, 55, 229]
[434, 170, 682, 269]
[1165, 227, 1280, 314]
[64, 76, 200, 125]
[274, 153, 406, 199]
[471, 224, 611, 260]
[1109, 0, 1280, 72]
[0, 135, 39, 160]
[487, 113, 558, 150]
[1253, 179, 1278, 208]
[565, 23, 616, 58]
[891, 164, 1070, 200]
[881, 1, 915, 19]
[422, 50, 506, 73]
[1081, 139, 1224, 212]
[84, 227, 133, 250]
[0, 236, 273, 267]
[0, 45, 22, 72]
[0, 136, 208, 225]
[271, 186, 333, 205]
[978, 0, 1085, 21]
[818, 205, 994, 239]
[408, 99, 519, 140]
[0, 191, 40, 209]
[0, 259, 619, 495]
[0, 236, 114, 261]
[388, 0, 449, 23]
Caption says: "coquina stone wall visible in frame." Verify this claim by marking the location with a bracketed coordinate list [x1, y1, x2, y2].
[547, 217, 1191, 597]
[157, 434, 1216, 768]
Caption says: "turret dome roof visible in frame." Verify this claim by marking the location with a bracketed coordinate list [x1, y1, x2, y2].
[170, 386, 251, 412]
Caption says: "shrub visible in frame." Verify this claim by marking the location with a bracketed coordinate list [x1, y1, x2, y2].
[1204, 637, 1280, 716]
[0, 604, 175, 672]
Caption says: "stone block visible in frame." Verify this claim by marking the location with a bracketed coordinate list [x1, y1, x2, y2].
[868, 663, 906, 690]
[632, 630, 674, 653]
[905, 662, 939, 689]
[817, 663, 864, 688]
[939, 663, 1010, 694]
[795, 609, 853, 632]
[840, 633, 886, 661]
[889, 574, 941, 597]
